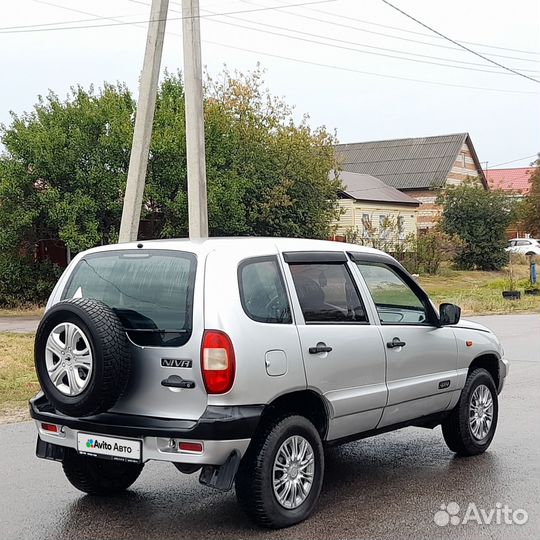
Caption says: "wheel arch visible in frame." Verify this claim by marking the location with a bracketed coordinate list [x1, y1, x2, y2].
[468, 353, 500, 389]
[259, 390, 330, 440]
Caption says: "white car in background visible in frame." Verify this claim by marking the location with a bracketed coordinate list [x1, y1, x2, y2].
[506, 238, 540, 256]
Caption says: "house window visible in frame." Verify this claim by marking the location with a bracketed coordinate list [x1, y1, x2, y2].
[460, 152, 466, 167]
[397, 215, 405, 240]
[379, 215, 389, 240]
[361, 213, 371, 239]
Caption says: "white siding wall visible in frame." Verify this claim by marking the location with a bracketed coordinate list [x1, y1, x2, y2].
[332, 200, 418, 239]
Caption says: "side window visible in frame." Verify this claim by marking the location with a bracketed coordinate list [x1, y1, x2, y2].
[356, 263, 429, 325]
[289, 263, 368, 324]
[239, 257, 292, 324]
[361, 213, 371, 239]
[379, 215, 390, 240]
[397, 215, 405, 240]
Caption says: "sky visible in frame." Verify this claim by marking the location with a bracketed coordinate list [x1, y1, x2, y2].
[1, 0, 539, 169]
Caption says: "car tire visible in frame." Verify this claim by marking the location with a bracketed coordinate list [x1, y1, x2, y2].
[442, 368, 498, 456]
[62, 450, 143, 495]
[235, 414, 324, 529]
[35, 298, 131, 417]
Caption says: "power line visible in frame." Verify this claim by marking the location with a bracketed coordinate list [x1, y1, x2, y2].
[380, 0, 539, 83]
[0, 14, 139, 31]
[265, 0, 540, 57]
[191, 6, 540, 76]
[9, 1, 540, 71]
[14, 0, 538, 96]
[202, 40, 537, 95]
[0, 0, 338, 33]
[6, 0, 537, 77]
[489, 155, 538, 168]
[244, 0, 540, 64]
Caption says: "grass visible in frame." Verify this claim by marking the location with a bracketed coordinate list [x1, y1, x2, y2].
[419, 263, 540, 316]
[0, 333, 38, 423]
[0, 306, 43, 318]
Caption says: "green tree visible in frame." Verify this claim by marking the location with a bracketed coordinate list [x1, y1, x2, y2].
[0, 69, 340, 305]
[438, 181, 515, 271]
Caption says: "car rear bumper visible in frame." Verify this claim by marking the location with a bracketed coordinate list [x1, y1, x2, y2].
[30, 393, 262, 465]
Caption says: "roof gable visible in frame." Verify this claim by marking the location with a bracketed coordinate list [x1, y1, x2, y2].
[334, 170, 420, 206]
[335, 133, 486, 190]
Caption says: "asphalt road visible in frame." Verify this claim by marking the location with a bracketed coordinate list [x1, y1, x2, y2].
[0, 317, 40, 333]
[1, 314, 538, 540]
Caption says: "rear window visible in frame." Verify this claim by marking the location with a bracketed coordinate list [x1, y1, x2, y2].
[62, 250, 196, 347]
[238, 256, 292, 324]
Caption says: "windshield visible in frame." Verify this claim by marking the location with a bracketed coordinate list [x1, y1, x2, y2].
[62, 250, 196, 346]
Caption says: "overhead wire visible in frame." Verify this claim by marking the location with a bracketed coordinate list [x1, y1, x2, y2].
[489, 155, 538, 168]
[379, 0, 539, 83]
[239, 0, 540, 64]
[0, 0, 339, 32]
[264, 0, 540, 56]
[4, 0, 537, 95]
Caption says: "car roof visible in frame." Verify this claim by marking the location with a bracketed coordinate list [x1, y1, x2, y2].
[78, 237, 387, 258]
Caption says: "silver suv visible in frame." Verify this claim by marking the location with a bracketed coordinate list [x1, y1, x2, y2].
[31, 238, 508, 528]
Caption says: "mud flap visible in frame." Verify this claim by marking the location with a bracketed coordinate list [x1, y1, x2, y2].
[199, 450, 241, 492]
[36, 437, 65, 462]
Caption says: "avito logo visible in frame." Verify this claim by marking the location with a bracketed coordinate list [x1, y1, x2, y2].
[86, 438, 113, 451]
[85, 437, 133, 454]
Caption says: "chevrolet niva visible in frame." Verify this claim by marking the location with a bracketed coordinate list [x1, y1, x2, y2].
[31, 238, 508, 528]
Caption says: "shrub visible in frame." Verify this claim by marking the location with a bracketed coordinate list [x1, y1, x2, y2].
[398, 229, 462, 275]
[0, 256, 61, 307]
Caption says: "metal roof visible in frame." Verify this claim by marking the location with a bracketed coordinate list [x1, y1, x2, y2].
[335, 133, 485, 190]
[333, 170, 420, 206]
[485, 167, 535, 194]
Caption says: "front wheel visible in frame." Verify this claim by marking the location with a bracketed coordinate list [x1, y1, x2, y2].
[442, 368, 498, 456]
[235, 415, 324, 528]
[62, 450, 144, 495]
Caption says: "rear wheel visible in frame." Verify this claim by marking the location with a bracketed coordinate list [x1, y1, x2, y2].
[442, 368, 498, 456]
[235, 415, 324, 529]
[62, 450, 144, 495]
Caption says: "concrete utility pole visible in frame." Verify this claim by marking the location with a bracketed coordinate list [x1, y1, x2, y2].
[119, 0, 169, 243]
[182, 0, 209, 238]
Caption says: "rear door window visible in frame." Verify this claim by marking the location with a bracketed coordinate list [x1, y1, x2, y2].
[289, 263, 368, 324]
[62, 250, 196, 346]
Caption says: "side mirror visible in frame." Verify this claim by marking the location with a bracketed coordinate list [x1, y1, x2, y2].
[439, 303, 461, 325]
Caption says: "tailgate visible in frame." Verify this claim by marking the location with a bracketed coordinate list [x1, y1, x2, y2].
[60, 248, 207, 421]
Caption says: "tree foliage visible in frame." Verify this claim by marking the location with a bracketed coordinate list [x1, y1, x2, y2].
[438, 181, 515, 271]
[518, 157, 539, 236]
[0, 68, 340, 305]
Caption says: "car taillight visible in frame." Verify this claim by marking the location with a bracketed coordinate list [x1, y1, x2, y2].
[201, 330, 235, 394]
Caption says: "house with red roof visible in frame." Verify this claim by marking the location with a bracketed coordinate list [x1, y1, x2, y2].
[485, 167, 534, 197]
[485, 166, 537, 238]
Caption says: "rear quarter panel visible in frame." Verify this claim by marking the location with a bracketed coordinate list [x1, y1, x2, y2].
[203, 244, 307, 407]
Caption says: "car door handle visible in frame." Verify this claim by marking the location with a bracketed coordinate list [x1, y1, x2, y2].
[387, 337, 406, 348]
[309, 344, 333, 354]
[161, 375, 196, 389]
